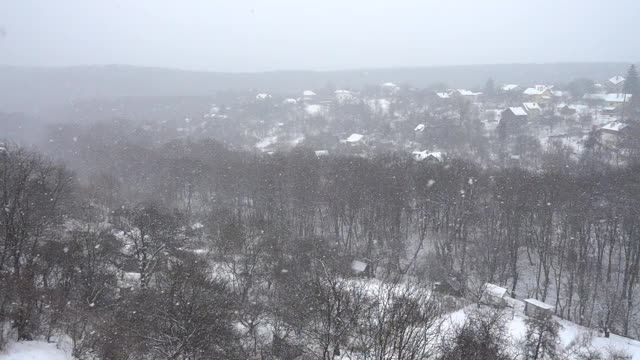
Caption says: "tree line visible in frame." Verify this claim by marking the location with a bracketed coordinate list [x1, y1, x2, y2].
[0, 136, 639, 358]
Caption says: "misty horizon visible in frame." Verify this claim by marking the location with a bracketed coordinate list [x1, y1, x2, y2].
[2, 0, 639, 72]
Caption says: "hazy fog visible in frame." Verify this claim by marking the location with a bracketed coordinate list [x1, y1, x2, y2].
[1, 0, 638, 72]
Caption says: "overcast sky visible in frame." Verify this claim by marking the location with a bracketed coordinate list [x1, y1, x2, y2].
[1, 0, 638, 72]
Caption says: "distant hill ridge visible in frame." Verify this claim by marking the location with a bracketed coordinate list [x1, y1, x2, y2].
[0, 62, 634, 113]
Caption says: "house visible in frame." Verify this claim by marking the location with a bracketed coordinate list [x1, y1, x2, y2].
[452, 89, 482, 102]
[413, 150, 443, 163]
[302, 90, 317, 101]
[345, 133, 364, 143]
[433, 276, 463, 297]
[524, 298, 553, 318]
[609, 76, 625, 86]
[502, 107, 528, 121]
[480, 283, 510, 307]
[283, 98, 297, 105]
[314, 150, 329, 157]
[414, 123, 425, 132]
[255, 93, 271, 100]
[499, 107, 529, 138]
[335, 89, 354, 103]
[436, 92, 451, 99]
[523, 102, 542, 114]
[381, 82, 400, 95]
[604, 93, 632, 108]
[584, 93, 632, 108]
[551, 90, 567, 99]
[502, 84, 519, 92]
[523, 85, 552, 104]
[608, 75, 625, 92]
[597, 122, 629, 147]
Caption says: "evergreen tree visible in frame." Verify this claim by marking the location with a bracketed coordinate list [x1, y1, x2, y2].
[623, 64, 640, 121]
[484, 78, 496, 100]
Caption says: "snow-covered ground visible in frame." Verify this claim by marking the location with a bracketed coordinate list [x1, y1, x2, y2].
[0, 341, 73, 360]
[448, 306, 640, 359]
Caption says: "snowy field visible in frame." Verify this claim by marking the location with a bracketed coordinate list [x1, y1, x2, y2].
[0, 341, 72, 360]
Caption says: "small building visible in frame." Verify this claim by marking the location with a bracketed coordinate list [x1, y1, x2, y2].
[523, 102, 542, 114]
[608, 75, 625, 92]
[381, 82, 400, 95]
[480, 283, 509, 307]
[609, 75, 625, 86]
[314, 150, 329, 157]
[283, 98, 297, 105]
[524, 298, 553, 318]
[302, 90, 317, 101]
[597, 122, 630, 147]
[523, 85, 552, 104]
[452, 89, 482, 102]
[413, 150, 443, 163]
[499, 107, 528, 137]
[414, 123, 425, 132]
[436, 92, 451, 100]
[350, 259, 371, 278]
[345, 133, 364, 143]
[502, 84, 519, 92]
[335, 89, 354, 103]
[433, 277, 463, 297]
[583, 93, 633, 109]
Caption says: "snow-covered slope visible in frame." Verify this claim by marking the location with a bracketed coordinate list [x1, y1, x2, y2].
[0, 341, 73, 360]
[448, 308, 640, 359]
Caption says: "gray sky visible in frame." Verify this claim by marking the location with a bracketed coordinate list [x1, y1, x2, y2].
[1, 0, 638, 72]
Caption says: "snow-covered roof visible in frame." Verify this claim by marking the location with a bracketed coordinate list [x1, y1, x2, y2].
[413, 150, 443, 161]
[502, 84, 519, 91]
[524, 298, 554, 310]
[508, 107, 528, 116]
[335, 89, 351, 94]
[457, 89, 482, 96]
[551, 90, 565, 97]
[351, 260, 367, 273]
[303, 90, 317, 97]
[584, 93, 632, 103]
[523, 87, 548, 95]
[414, 124, 425, 132]
[609, 75, 625, 85]
[382, 82, 398, 88]
[523, 102, 541, 111]
[483, 283, 508, 298]
[315, 150, 329, 157]
[436, 92, 450, 99]
[600, 122, 629, 132]
[256, 93, 271, 100]
[283, 98, 297, 104]
[346, 133, 364, 143]
[604, 93, 632, 103]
